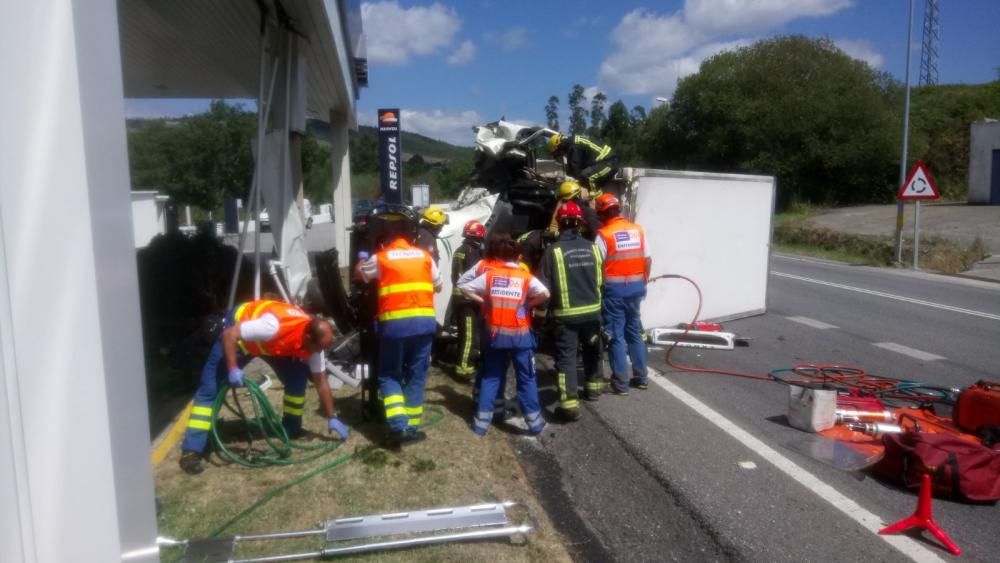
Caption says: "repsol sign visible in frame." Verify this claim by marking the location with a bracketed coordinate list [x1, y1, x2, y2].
[378, 108, 402, 204]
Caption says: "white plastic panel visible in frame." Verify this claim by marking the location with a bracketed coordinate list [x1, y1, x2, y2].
[629, 169, 774, 329]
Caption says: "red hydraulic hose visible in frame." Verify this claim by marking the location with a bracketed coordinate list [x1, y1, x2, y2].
[648, 274, 774, 382]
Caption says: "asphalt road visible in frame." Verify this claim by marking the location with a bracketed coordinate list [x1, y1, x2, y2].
[526, 253, 1000, 562]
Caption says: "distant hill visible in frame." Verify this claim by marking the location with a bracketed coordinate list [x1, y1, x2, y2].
[353, 125, 473, 162]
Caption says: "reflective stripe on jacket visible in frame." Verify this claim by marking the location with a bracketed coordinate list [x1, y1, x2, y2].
[233, 299, 311, 360]
[544, 232, 603, 322]
[376, 238, 436, 337]
[484, 266, 535, 349]
[598, 216, 647, 286]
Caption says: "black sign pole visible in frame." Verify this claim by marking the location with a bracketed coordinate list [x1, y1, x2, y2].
[377, 108, 402, 204]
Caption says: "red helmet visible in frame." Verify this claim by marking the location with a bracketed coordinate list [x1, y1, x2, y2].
[556, 200, 584, 224]
[462, 219, 486, 239]
[595, 193, 621, 213]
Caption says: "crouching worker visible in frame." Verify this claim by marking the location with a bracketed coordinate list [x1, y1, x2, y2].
[179, 300, 348, 475]
[459, 232, 550, 436]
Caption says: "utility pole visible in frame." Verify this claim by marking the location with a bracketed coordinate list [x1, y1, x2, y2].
[893, 0, 915, 264]
[918, 0, 940, 87]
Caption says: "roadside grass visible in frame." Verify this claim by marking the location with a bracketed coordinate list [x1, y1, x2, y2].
[154, 367, 571, 562]
[773, 207, 989, 273]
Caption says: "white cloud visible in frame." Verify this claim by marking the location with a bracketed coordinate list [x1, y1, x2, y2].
[447, 40, 477, 65]
[599, 0, 853, 96]
[685, 0, 852, 36]
[400, 109, 484, 146]
[834, 38, 884, 68]
[361, 2, 461, 64]
[485, 26, 530, 51]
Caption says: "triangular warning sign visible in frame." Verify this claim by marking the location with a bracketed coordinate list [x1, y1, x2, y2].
[898, 161, 940, 200]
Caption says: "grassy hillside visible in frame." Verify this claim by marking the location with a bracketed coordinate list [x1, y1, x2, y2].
[352, 125, 473, 162]
[910, 81, 1000, 199]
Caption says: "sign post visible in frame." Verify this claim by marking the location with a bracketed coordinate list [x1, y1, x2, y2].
[377, 108, 402, 204]
[897, 161, 940, 269]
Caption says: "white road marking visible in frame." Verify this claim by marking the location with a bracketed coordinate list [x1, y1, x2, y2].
[737, 461, 757, 469]
[649, 368, 945, 563]
[772, 271, 1000, 321]
[873, 342, 947, 362]
[785, 316, 839, 330]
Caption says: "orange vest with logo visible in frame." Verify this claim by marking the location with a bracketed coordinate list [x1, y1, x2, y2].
[233, 300, 311, 360]
[484, 266, 534, 341]
[376, 238, 435, 324]
[475, 257, 505, 276]
[598, 216, 647, 284]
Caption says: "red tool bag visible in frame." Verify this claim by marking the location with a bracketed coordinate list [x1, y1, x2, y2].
[872, 432, 1000, 502]
[953, 380, 1000, 433]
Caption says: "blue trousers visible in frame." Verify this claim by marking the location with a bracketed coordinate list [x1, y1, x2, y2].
[474, 346, 543, 435]
[602, 294, 648, 386]
[181, 339, 309, 453]
[378, 333, 434, 434]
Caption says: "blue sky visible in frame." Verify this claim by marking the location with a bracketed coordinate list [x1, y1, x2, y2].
[126, 0, 999, 145]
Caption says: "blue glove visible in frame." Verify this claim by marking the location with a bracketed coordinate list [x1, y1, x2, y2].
[328, 417, 349, 440]
[228, 367, 244, 387]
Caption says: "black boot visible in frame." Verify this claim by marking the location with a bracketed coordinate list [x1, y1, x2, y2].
[179, 451, 204, 475]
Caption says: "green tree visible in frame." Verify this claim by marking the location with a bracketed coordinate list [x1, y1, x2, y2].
[630, 105, 647, 124]
[602, 100, 635, 162]
[128, 100, 256, 209]
[658, 36, 900, 208]
[589, 92, 607, 137]
[545, 95, 560, 131]
[567, 84, 589, 135]
[301, 133, 331, 204]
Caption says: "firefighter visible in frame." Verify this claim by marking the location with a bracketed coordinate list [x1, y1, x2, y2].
[355, 209, 442, 446]
[416, 205, 449, 264]
[594, 193, 651, 395]
[450, 220, 486, 379]
[551, 180, 601, 239]
[539, 200, 605, 420]
[547, 133, 620, 198]
[458, 231, 550, 436]
[179, 300, 348, 475]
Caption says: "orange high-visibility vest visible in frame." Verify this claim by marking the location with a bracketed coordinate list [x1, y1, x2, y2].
[233, 300, 312, 360]
[598, 216, 647, 284]
[484, 266, 534, 339]
[475, 257, 505, 276]
[376, 238, 435, 323]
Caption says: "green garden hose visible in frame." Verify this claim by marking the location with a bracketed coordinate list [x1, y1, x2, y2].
[210, 379, 341, 468]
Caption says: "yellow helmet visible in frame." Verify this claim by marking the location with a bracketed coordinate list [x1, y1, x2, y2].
[547, 133, 565, 154]
[559, 180, 582, 201]
[420, 205, 448, 227]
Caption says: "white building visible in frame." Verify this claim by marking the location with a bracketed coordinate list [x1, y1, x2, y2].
[0, 2, 365, 561]
[969, 119, 1000, 205]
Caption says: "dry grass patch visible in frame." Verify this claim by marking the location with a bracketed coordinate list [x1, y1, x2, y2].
[154, 368, 571, 562]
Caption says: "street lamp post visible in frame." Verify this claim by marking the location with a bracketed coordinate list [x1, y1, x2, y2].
[893, 0, 915, 264]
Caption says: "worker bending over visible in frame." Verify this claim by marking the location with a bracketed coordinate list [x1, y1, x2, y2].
[547, 133, 620, 198]
[595, 194, 651, 395]
[449, 220, 486, 379]
[179, 300, 347, 475]
[539, 201, 605, 420]
[355, 208, 442, 446]
[459, 232, 550, 436]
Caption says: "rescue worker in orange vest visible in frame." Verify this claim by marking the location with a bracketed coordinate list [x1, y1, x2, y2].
[595, 193, 652, 395]
[449, 220, 486, 379]
[355, 209, 442, 446]
[458, 232, 550, 436]
[179, 300, 345, 475]
[539, 201, 605, 420]
[454, 239, 510, 421]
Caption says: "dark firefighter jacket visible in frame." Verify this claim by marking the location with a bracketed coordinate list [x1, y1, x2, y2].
[563, 135, 619, 191]
[450, 238, 483, 301]
[416, 226, 440, 264]
[539, 230, 603, 324]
